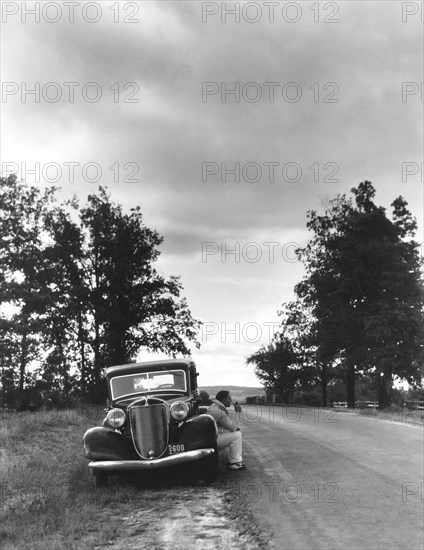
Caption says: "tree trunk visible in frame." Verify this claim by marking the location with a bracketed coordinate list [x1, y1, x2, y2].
[19, 328, 27, 393]
[93, 316, 102, 401]
[346, 362, 355, 408]
[321, 363, 328, 407]
[1, 355, 5, 406]
[77, 309, 86, 392]
[92, 248, 103, 402]
[377, 372, 391, 409]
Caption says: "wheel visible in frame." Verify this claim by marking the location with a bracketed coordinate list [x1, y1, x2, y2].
[197, 443, 219, 484]
[93, 469, 108, 487]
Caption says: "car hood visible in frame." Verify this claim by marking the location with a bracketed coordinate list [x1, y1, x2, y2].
[112, 394, 189, 408]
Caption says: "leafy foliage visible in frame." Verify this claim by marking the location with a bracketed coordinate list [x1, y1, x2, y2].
[246, 335, 302, 403]
[249, 181, 423, 408]
[0, 177, 200, 407]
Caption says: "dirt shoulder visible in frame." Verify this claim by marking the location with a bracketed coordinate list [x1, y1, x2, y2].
[4, 405, 421, 549]
[98, 483, 265, 550]
[80, 463, 271, 550]
[1, 408, 270, 550]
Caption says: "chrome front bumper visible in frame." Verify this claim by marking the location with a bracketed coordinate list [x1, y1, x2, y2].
[89, 448, 215, 471]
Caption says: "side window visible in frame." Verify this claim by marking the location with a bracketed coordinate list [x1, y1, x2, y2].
[189, 368, 198, 392]
[173, 371, 186, 390]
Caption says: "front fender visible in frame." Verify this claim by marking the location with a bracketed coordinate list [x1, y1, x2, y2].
[177, 414, 218, 451]
[83, 427, 138, 461]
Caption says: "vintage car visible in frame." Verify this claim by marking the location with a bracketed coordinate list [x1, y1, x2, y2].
[83, 358, 219, 486]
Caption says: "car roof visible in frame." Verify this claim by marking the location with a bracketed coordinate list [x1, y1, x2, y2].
[104, 358, 196, 380]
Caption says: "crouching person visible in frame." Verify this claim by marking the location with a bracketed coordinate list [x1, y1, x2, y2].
[207, 390, 246, 471]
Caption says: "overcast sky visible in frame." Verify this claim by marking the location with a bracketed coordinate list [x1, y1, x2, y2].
[2, 1, 423, 387]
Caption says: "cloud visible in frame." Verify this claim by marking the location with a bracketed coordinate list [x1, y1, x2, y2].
[3, 1, 423, 385]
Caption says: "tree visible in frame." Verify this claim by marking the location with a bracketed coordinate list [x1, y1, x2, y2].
[43, 201, 89, 396]
[79, 188, 201, 400]
[0, 175, 56, 404]
[280, 299, 341, 407]
[246, 334, 302, 403]
[1, 177, 201, 406]
[0, 317, 20, 407]
[296, 181, 423, 408]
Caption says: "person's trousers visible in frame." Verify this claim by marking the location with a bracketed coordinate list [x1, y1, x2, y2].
[217, 430, 242, 463]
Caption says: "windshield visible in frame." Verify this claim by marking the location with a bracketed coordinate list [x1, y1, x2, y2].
[110, 369, 187, 400]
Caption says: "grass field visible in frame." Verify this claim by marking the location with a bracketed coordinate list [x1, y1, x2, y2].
[1, 400, 419, 548]
[259, 402, 424, 425]
[355, 405, 424, 425]
[0, 405, 266, 550]
[0, 406, 208, 550]
[1, 406, 115, 549]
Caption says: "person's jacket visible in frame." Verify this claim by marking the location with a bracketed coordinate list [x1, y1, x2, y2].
[207, 398, 237, 433]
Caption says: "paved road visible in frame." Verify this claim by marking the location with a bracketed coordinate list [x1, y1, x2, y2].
[234, 406, 423, 550]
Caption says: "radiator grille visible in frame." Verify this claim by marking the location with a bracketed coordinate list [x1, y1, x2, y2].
[129, 404, 168, 459]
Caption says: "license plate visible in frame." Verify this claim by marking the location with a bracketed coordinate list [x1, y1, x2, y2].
[168, 444, 185, 455]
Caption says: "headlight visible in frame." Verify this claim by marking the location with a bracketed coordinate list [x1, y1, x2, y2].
[170, 401, 189, 421]
[106, 408, 126, 428]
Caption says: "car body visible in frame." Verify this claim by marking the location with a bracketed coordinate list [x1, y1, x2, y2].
[83, 358, 219, 486]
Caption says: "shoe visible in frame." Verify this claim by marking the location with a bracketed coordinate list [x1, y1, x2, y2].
[227, 462, 246, 471]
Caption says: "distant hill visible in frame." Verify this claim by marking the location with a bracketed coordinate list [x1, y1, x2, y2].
[199, 385, 265, 404]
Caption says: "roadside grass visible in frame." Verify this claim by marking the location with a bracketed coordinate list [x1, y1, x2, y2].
[256, 402, 424, 426]
[1, 407, 264, 550]
[0, 407, 197, 550]
[321, 403, 424, 426]
[354, 405, 424, 425]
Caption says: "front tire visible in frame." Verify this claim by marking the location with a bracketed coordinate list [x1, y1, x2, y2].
[197, 444, 219, 484]
[93, 469, 108, 487]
